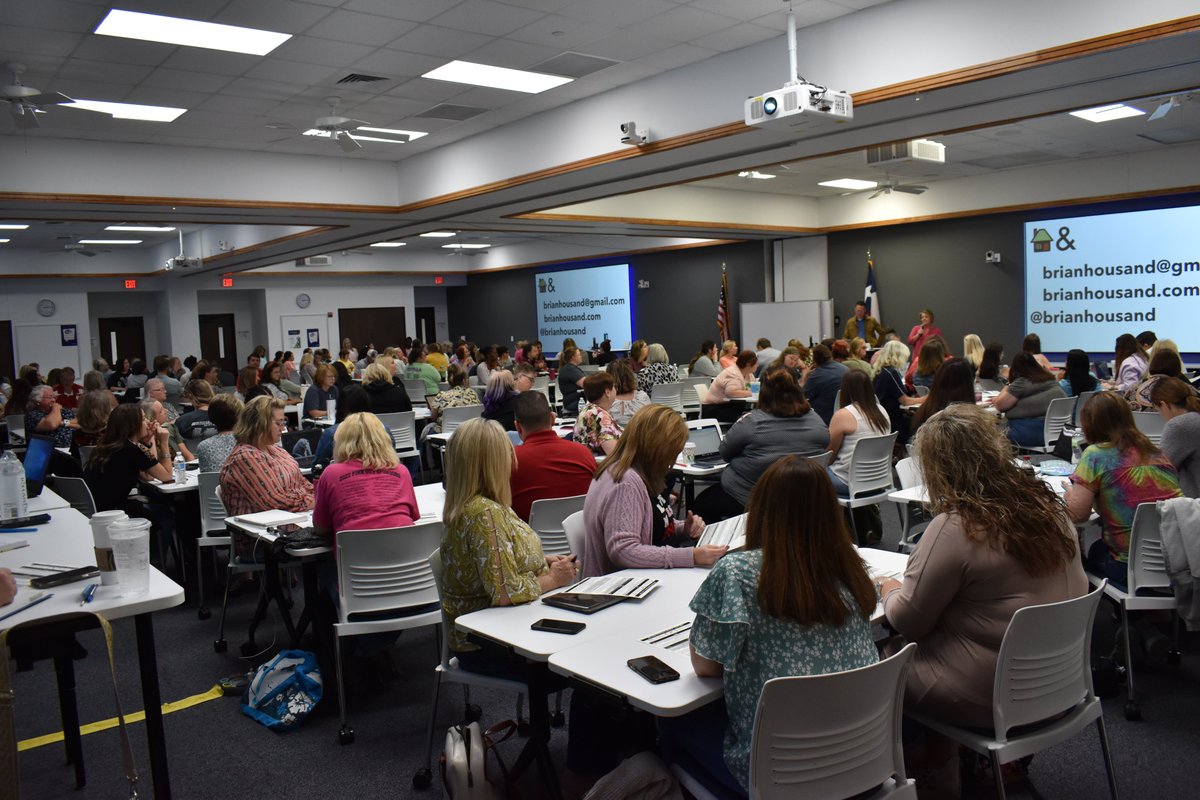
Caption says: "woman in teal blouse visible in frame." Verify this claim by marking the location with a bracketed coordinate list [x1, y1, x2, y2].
[660, 456, 879, 796]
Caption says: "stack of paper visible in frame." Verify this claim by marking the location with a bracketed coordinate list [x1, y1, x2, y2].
[232, 510, 310, 527]
[696, 514, 747, 550]
[561, 575, 659, 600]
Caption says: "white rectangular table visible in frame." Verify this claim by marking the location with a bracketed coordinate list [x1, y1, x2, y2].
[28, 485, 70, 513]
[0, 506, 185, 798]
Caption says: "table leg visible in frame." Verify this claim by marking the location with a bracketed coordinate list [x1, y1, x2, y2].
[134, 613, 172, 800]
[507, 663, 563, 800]
[290, 560, 321, 645]
[52, 651, 86, 788]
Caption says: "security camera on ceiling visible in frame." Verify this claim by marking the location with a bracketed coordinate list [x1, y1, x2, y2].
[620, 121, 648, 145]
[743, 12, 853, 135]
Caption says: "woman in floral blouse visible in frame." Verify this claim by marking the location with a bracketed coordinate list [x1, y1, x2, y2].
[439, 417, 577, 676]
[660, 456, 878, 796]
[427, 364, 481, 434]
[635, 343, 679, 396]
[573, 372, 622, 456]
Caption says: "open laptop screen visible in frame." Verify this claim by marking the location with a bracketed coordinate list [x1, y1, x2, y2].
[687, 426, 722, 458]
[23, 434, 55, 497]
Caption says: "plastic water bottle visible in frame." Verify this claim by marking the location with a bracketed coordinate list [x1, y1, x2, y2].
[974, 380, 983, 403]
[173, 452, 186, 484]
[1071, 435, 1084, 465]
[0, 449, 28, 521]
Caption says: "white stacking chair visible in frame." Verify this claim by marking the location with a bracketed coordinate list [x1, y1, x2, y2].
[196, 471, 231, 620]
[835, 433, 898, 546]
[908, 584, 1118, 800]
[5, 413, 25, 445]
[562, 511, 586, 575]
[914, 385, 930, 397]
[1073, 390, 1097, 427]
[579, 364, 600, 374]
[1131, 410, 1166, 446]
[213, 485, 270, 655]
[893, 457, 929, 553]
[468, 375, 481, 387]
[806, 450, 833, 467]
[528, 495, 587, 557]
[403, 378, 431, 405]
[1086, 502, 1180, 720]
[471, 385, 486, 403]
[650, 381, 685, 416]
[1022, 396, 1075, 454]
[437, 382, 449, 392]
[673, 644, 918, 800]
[441, 404, 483, 436]
[414, 549, 529, 790]
[682, 377, 709, 415]
[531, 374, 551, 407]
[376, 410, 421, 462]
[333, 520, 445, 744]
[54, 476, 96, 517]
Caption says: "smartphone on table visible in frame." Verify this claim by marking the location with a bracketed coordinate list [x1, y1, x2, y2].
[628, 655, 680, 684]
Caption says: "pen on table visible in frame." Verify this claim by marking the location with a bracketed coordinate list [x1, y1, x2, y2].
[0, 591, 54, 623]
[0, 528, 38, 534]
[0, 540, 30, 552]
[79, 583, 99, 606]
[33, 562, 75, 571]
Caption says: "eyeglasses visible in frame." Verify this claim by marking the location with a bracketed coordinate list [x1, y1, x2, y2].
[272, 417, 287, 428]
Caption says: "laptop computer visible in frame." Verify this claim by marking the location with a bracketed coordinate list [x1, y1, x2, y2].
[687, 425, 724, 465]
[22, 434, 55, 498]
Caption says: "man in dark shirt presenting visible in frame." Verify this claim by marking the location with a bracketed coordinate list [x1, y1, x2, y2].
[510, 392, 596, 521]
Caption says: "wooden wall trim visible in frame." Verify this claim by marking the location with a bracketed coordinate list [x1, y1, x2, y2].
[202, 225, 340, 263]
[516, 213, 819, 234]
[0, 192, 398, 215]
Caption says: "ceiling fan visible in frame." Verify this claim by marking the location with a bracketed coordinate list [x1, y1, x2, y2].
[2, 62, 73, 129]
[41, 243, 110, 258]
[868, 178, 927, 199]
[273, 96, 369, 153]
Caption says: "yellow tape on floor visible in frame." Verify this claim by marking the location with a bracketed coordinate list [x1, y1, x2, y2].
[18, 684, 225, 751]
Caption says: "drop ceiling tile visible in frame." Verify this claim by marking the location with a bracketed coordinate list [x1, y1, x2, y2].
[221, 77, 311, 102]
[429, 0, 544, 37]
[506, 13, 613, 50]
[636, 43, 719, 72]
[448, 86, 534, 108]
[159, 48, 262, 77]
[197, 93, 286, 116]
[304, 9, 419, 46]
[577, 29, 675, 62]
[143, 67, 234, 94]
[466, 37, 561, 70]
[752, 1, 854, 31]
[386, 76, 471, 103]
[386, 25, 493, 59]
[688, 0, 788, 22]
[244, 58, 339, 86]
[635, 5, 742, 43]
[691, 22, 779, 52]
[4, 0, 106, 33]
[493, 0, 572, 11]
[120, 86, 211, 109]
[352, 95, 431, 118]
[558, 0, 675, 27]
[0, 26, 86, 59]
[111, 0, 232, 18]
[348, 49, 445, 79]
[215, 0, 334, 32]
[56, 58, 156, 86]
[268, 35, 377, 67]
[342, 0, 464, 23]
[52, 78, 138, 101]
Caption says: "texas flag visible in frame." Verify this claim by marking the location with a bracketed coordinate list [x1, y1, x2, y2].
[864, 258, 881, 325]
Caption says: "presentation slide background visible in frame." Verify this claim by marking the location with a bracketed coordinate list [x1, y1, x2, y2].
[534, 263, 633, 353]
[1024, 206, 1200, 354]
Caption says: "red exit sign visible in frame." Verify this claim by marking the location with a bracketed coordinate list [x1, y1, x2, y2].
[434, 275, 443, 285]
[222, 276, 234, 287]
[124, 279, 137, 289]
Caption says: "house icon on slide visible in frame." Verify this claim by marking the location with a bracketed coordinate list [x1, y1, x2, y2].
[1030, 228, 1053, 252]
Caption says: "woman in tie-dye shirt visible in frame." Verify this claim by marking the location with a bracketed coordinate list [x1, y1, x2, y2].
[1066, 391, 1181, 590]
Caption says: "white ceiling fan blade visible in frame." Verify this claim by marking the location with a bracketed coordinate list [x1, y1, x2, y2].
[25, 91, 72, 106]
[894, 185, 927, 194]
[868, 188, 885, 199]
[12, 103, 38, 129]
[336, 131, 361, 152]
[1147, 97, 1178, 122]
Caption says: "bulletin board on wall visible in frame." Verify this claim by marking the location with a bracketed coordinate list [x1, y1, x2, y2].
[281, 314, 329, 353]
[15, 323, 81, 375]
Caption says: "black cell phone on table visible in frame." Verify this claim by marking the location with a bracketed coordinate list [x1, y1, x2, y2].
[531, 618, 586, 635]
[30, 566, 100, 589]
[628, 655, 680, 684]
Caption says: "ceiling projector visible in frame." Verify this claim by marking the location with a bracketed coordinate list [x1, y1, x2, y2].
[744, 83, 853, 133]
[164, 256, 201, 270]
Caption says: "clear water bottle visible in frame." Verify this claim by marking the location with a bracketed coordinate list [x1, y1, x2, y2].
[0, 449, 28, 521]
[173, 452, 186, 484]
[1071, 435, 1084, 465]
[974, 380, 983, 403]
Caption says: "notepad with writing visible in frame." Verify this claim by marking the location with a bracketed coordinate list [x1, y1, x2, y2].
[232, 510, 310, 528]
[696, 514, 746, 550]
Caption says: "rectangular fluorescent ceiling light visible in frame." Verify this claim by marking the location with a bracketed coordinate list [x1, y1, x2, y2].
[64, 99, 186, 122]
[94, 9, 291, 56]
[0, 224, 29, 230]
[442, 243, 490, 249]
[370, 242, 406, 247]
[79, 239, 142, 244]
[819, 178, 879, 190]
[420, 231, 457, 238]
[0, 239, 9, 243]
[1068, 103, 1145, 123]
[422, 60, 572, 93]
[737, 170, 776, 180]
[303, 128, 426, 144]
[105, 225, 175, 232]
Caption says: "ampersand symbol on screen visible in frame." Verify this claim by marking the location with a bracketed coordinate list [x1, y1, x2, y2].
[1056, 227, 1076, 251]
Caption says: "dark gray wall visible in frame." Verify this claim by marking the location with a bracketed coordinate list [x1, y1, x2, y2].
[447, 241, 768, 363]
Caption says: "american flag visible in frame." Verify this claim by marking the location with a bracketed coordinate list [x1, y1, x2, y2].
[717, 266, 730, 341]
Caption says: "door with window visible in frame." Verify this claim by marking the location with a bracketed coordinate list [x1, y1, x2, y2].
[198, 314, 237, 372]
[415, 306, 436, 344]
[98, 317, 147, 366]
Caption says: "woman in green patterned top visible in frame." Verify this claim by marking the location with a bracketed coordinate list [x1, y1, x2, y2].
[440, 417, 578, 677]
[660, 456, 879, 797]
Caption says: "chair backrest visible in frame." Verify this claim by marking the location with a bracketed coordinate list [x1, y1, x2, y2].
[336, 519, 444, 621]
[650, 381, 685, 413]
[846, 433, 898, 497]
[991, 583, 1105, 740]
[532, 375, 550, 392]
[579, 365, 600, 374]
[402, 378, 430, 404]
[376, 410, 418, 453]
[692, 383, 709, 405]
[197, 471, 228, 536]
[894, 456, 922, 490]
[1041, 396, 1076, 446]
[528, 494, 587, 556]
[914, 384, 930, 397]
[805, 451, 833, 467]
[1127, 502, 1170, 594]
[471, 386, 486, 402]
[55, 476, 96, 517]
[442, 404, 483, 435]
[562, 511, 586, 574]
[5, 414, 25, 443]
[468, 375, 481, 387]
[77, 445, 95, 467]
[1072, 390, 1097, 427]
[507, 430, 523, 446]
[749, 643, 917, 800]
[428, 548, 454, 670]
[1131, 411, 1166, 446]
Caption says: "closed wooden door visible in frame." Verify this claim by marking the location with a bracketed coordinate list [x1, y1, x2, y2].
[98, 316, 147, 365]
[415, 306, 436, 344]
[0, 321, 13, 381]
[199, 314, 236, 371]
[338, 307, 406, 353]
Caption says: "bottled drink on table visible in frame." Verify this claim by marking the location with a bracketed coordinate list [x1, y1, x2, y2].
[173, 452, 186, 484]
[0, 449, 28, 521]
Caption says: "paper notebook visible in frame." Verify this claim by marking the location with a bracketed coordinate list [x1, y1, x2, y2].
[232, 510, 310, 528]
[696, 514, 746, 551]
[556, 575, 660, 600]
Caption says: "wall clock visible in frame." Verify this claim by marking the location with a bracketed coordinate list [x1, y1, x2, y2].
[37, 298, 56, 317]
[296, 293, 311, 309]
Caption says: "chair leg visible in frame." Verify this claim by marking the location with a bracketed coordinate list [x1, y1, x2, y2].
[414, 671, 444, 790]
[1095, 716, 1120, 799]
[1120, 604, 1140, 720]
[335, 636, 348, 730]
[990, 750, 1007, 800]
[214, 562, 235, 652]
[195, 541, 207, 619]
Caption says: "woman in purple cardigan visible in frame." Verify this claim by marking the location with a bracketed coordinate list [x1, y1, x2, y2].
[581, 405, 728, 576]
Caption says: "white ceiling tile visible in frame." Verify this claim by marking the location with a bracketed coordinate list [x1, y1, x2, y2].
[386, 76, 470, 103]
[386, 25, 493, 59]
[111, 0, 232, 19]
[495, 0, 572, 11]
[159, 48, 261, 77]
[51, 78, 138, 101]
[636, 43, 719, 72]
[3, 0, 107, 33]
[69, 35, 177, 67]
[304, 10, 420, 46]
[577, 29, 676, 62]
[0, 26, 85, 59]
[143, 67, 234, 94]
[197, 94, 286, 116]
[215, 0, 335, 33]
[121, 85, 211, 109]
[56, 58, 156, 86]
[342, 0, 465, 22]
[243, 58, 340, 85]
[446, 85, 532, 109]
[635, 5, 742, 43]
[690, 22, 779, 52]
[830, 0, 895, 10]
[221, 77, 311, 102]
[752, 1, 855, 31]
[558, 0, 675, 27]
[687, 0, 788, 22]
[506, 13, 615, 50]
[429, 0, 544, 37]
[348, 49, 446, 79]
[466, 37, 561, 70]
[268, 35, 377, 68]
[352, 95, 432, 117]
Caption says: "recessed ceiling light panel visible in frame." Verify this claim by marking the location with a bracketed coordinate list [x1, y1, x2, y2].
[420, 231, 457, 238]
[94, 9, 291, 56]
[65, 99, 186, 122]
[1068, 104, 1145, 123]
[370, 242, 406, 247]
[0, 239, 9, 244]
[0, 224, 30, 230]
[442, 243, 490, 249]
[105, 225, 176, 232]
[818, 178, 879, 190]
[737, 170, 776, 180]
[422, 60, 572, 93]
[79, 239, 142, 244]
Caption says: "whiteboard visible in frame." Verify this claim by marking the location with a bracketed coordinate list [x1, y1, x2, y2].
[16, 323, 81, 375]
[739, 300, 833, 349]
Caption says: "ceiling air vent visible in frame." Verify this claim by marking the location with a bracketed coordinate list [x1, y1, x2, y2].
[866, 139, 946, 166]
[296, 255, 333, 267]
[336, 73, 388, 85]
